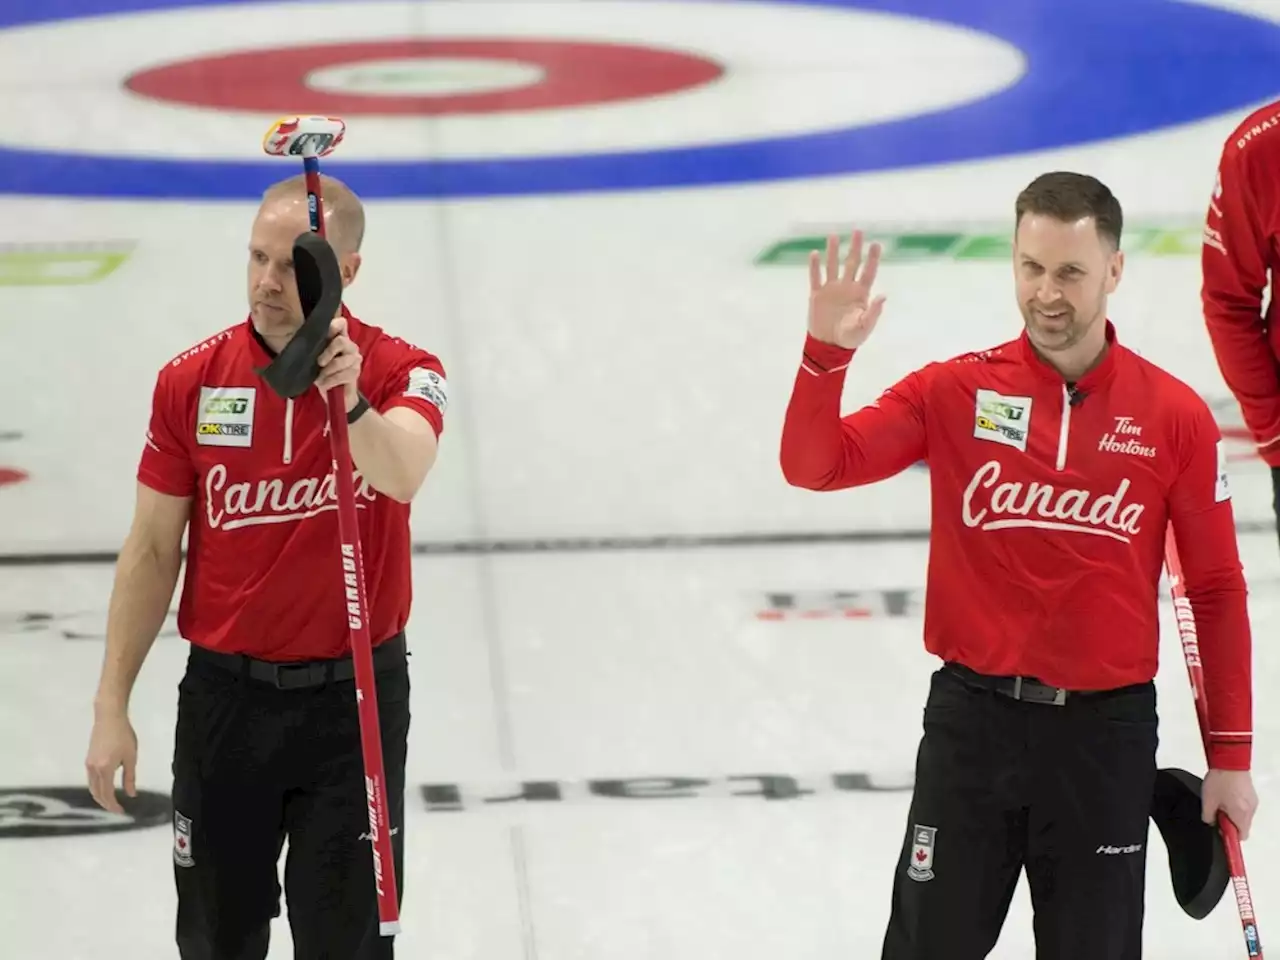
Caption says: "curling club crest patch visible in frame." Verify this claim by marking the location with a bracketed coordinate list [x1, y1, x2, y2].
[173, 811, 194, 867]
[908, 824, 937, 882]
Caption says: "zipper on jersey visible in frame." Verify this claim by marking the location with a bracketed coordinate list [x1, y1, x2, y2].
[1056, 384, 1071, 470]
[283, 398, 294, 464]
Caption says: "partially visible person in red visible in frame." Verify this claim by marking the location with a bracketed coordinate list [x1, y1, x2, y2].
[1202, 98, 1280, 546]
[780, 172, 1258, 959]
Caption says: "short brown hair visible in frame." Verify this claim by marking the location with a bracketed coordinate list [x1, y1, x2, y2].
[1015, 172, 1123, 248]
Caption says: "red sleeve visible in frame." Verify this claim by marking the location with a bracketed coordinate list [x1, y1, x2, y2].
[779, 334, 928, 490]
[137, 368, 196, 497]
[1202, 137, 1280, 465]
[1167, 399, 1252, 770]
[366, 335, 447, 438]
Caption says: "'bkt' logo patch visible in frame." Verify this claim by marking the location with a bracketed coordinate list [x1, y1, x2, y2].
[204, 397, 249, 416]
[974, 389, 1031, 453]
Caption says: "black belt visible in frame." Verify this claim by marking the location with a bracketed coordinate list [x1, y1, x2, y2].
[942, 662, 1141, 706]
[189, 632, 407, 690]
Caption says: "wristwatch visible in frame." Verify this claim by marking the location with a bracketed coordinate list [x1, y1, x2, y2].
[347, 392, 371, 424]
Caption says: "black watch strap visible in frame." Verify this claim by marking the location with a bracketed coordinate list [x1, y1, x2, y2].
[347, 392, 371, 424]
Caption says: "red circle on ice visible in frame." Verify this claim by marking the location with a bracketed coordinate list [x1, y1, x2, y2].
[122, 39, 725, 116]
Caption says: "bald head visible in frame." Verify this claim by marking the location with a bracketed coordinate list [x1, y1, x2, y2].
[246, 173, 365, 346]
[259, 173, 366, 255]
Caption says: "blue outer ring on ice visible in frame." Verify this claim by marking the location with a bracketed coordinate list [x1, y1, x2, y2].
[3, 0, 1280, 198]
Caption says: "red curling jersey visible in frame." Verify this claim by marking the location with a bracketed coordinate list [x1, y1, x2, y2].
[1203, 98, 1280, 466]
[780, 322, 1252, 769]
[137, 307, 447, 662]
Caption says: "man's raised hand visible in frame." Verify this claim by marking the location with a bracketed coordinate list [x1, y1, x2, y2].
[807, 230, 886, 350]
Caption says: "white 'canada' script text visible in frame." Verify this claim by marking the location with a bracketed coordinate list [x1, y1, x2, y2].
[962, 460, 1145, 542]
[205, 463, 377, 531]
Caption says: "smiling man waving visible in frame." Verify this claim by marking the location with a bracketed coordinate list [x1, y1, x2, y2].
[780, 171, 1257, 960]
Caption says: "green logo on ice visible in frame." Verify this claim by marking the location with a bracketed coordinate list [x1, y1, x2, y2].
[0, 243, 134, 286]
[755, 225, 1201, 265]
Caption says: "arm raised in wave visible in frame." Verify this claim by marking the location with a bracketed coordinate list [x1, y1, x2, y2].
[778, 230, 928, 490]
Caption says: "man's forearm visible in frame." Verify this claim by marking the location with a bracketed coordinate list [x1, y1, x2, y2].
[94, 539, 183, 715]
[347, 405, 437, 502]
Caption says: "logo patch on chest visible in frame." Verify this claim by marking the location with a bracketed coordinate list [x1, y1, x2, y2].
[973, 389, 1031, 453]
[197, 386, 255, 448]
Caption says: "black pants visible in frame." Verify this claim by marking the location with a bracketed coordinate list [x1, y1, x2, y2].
[881, 664, 1159, 960]
[170, 637, 410, 960]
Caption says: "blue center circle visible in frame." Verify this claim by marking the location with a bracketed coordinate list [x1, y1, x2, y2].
[4, 0, 1280, 199]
